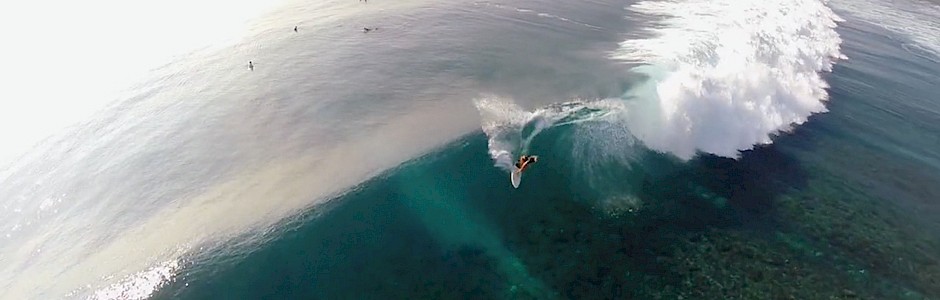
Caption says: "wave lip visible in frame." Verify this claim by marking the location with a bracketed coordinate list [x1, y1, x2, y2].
[612, 0, 845, 159]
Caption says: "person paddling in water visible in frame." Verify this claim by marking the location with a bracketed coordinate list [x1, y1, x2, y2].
[515, 155, 538, 172]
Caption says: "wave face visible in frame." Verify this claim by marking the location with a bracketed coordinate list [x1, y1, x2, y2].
[474, 96, 624, 172]
[611, 0, 845, 159]
[477, 0, 846, 164]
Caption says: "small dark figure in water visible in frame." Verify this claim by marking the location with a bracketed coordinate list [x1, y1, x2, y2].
[294, 26, 298, 32]
[249, 61, 254, 70]
[363, 27, 371, 33]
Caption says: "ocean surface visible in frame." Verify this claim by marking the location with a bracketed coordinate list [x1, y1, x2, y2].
[1, 0, 939, 298]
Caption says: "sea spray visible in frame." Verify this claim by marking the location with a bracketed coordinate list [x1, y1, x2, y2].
[476, 0, 844, 167]
[612, 0, 845, 159]
[474, 96, 624, 173]
[475, 96, 532, 172]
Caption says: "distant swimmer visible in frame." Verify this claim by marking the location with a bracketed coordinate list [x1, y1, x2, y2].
[248, 61, 254, 70]
[294, 25, 298, 32]
[363, 27, 372, 33]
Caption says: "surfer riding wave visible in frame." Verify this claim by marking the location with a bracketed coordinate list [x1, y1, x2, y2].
[474, 96, 622, 188]
[514, 155, 538, 172]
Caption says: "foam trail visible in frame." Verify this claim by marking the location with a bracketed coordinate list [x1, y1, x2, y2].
[474, 96, 622, 172]
[475, 97, 532, 171]
[612, 0, 845, 160]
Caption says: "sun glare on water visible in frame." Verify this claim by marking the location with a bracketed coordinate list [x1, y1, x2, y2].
[0, 0, 283, 165]
[0, 1, 286, 298]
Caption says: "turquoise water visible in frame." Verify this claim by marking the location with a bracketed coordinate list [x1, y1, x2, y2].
[157, 5, 940, 299]
[2, 0, 939, 298]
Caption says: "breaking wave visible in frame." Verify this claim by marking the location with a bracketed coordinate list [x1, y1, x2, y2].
[476, 0, 846, 166]
[474, 96, 623, 172]
[613, 0, 845, 159]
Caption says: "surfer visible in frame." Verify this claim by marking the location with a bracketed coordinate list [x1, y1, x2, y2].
[510, 155, 538, 188]
[294, 25, 298, 32]
[514, 155, 538, 172]
[248, 61, 254, 70]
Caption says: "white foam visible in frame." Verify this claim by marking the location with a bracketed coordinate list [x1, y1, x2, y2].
[474, 96, 624, 171]
[612, 0, 845, 159]
[475, 96, 533, 171]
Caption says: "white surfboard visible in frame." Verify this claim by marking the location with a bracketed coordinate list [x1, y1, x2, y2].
[510, 155, 537, 188]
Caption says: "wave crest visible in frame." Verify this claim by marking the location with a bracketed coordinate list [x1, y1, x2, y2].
[612, 0, 845, 159]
